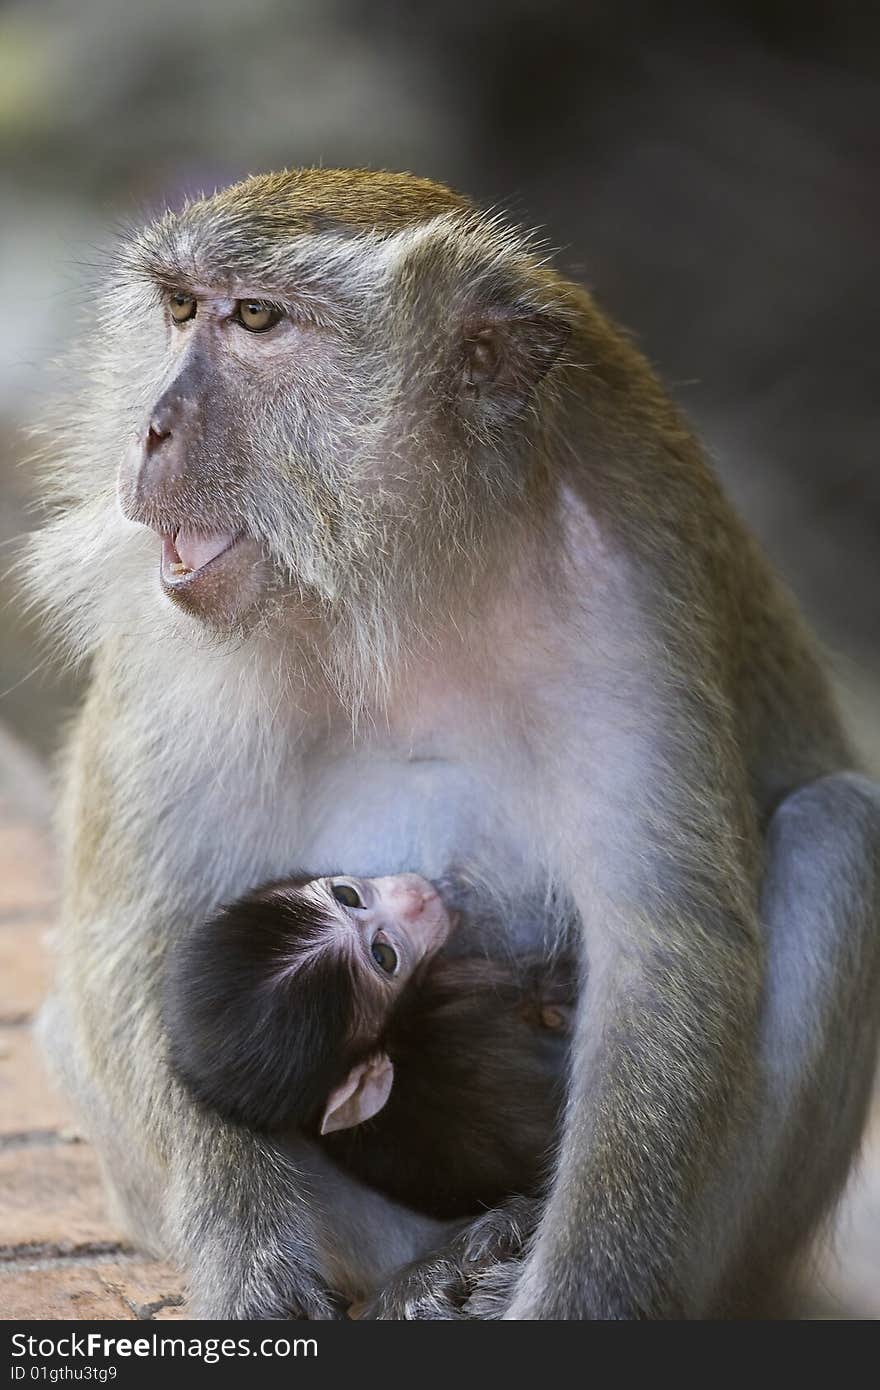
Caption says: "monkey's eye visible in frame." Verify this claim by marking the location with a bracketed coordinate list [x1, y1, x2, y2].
[370, 936, 398, 975]
[331, 882, 362, 910]
[168, 292, 197, 324]
[236, 300, 283, 333]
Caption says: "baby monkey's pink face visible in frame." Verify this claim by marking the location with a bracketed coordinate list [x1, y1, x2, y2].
[299, 872, 454, 1138]
[303, 871, 453, 992]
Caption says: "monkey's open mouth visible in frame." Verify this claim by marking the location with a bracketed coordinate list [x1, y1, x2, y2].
[160, 530, 242, 588]
[158, 529, 268, 624]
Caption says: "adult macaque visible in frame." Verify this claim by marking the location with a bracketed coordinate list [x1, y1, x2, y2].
[166, 872, 573, 1220]
[31, 168, 880, 1318]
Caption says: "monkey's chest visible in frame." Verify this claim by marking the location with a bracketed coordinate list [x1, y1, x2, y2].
[287, 750, 542, 956]
[292, 748, 546, 948]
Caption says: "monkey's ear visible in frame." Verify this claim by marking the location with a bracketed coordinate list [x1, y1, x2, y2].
[463, 309, 569, 412]
[320, 1054, 394, 1134]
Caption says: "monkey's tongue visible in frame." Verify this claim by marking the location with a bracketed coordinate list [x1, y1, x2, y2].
[165, 529, 237, 576]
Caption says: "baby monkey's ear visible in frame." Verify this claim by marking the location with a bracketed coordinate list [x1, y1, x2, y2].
[320, 1053, 395, 1134]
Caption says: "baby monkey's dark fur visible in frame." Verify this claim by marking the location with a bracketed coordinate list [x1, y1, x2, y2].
[167, 880, 575, 1220]
[167, 875, 360, 1132]
[325, 954, 572, 1218]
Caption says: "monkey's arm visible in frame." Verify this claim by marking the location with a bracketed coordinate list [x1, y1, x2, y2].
[506, 770, 880, 1319]
[175, 1125, 453, 1318]
[502, 733, 762, 1317]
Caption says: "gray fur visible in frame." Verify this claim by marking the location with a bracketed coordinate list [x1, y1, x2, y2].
[27, 168, 880, 1317]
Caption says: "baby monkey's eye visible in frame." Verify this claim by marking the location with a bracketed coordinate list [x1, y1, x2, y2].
[168, 292, 197, 324]
[331, 882, 362, 910]
[370, 936, 398, 975]
[236, 300, 283, 332]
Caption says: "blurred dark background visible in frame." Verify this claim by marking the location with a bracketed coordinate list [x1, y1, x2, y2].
[1, 0, 878, 764]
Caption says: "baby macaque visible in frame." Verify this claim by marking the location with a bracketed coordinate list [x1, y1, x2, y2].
[165, 873, 574, 1219]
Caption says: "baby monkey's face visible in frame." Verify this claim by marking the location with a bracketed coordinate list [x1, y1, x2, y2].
[297, 872, 454, 1136]
[301, 872, 453, 999]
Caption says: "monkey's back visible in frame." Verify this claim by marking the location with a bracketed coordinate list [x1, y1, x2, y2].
[320, 955, 575, 1220]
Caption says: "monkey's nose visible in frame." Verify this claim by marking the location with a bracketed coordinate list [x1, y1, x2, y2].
[395, 884, 438, 920]
[145, 417, 172, 454]
[371, 873, 440, 923]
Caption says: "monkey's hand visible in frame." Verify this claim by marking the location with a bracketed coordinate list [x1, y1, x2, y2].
[352, 1197, 540, 1320]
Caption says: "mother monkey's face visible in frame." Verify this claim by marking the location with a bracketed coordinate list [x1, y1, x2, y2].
[113, 169, 569, 635]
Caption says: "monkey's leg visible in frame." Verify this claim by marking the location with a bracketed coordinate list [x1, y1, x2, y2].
[702, 772, 880, 1316]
